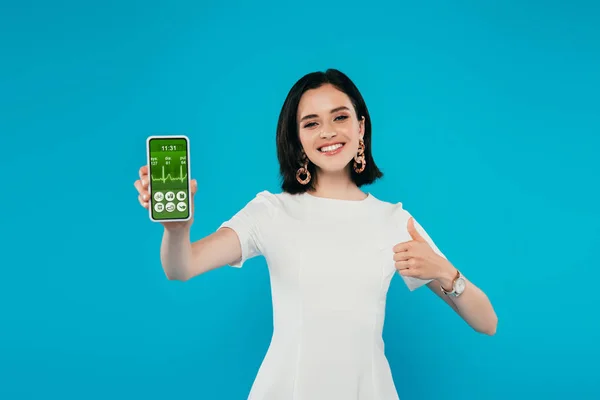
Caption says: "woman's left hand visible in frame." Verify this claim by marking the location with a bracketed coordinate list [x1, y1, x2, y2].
[392, 217, 456, 285]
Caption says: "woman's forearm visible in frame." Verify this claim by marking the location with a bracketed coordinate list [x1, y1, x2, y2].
[436, 265, 498, 335]
[160, 226, 193, 281]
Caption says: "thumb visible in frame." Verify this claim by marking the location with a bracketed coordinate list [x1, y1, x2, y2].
[407, 217, 425, 242]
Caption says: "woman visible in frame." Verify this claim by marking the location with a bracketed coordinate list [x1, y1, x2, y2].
[134, 69, 498, 400]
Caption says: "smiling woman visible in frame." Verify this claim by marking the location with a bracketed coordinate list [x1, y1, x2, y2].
[276, 70, 383, 195]
[134, 68, 498, 400]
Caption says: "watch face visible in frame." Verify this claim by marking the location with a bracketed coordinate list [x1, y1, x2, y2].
[455, 277, 466, 293]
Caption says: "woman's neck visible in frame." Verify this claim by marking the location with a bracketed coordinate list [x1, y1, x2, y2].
[308, 170, 367, 201]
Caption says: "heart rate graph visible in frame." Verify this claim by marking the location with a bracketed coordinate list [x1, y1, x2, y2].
[149, 154, 189, 192]
[151, 164, 188, 183]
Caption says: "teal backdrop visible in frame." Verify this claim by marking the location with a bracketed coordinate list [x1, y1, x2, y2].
[1, 1, 598, 399]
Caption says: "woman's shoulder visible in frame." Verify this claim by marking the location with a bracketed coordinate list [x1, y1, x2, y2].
[368, 193, 409, 216]
[238, 189, 295, 217]
[249, 189, 292, 206]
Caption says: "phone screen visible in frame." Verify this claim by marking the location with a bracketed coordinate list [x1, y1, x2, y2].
[146, 136, 191, 222]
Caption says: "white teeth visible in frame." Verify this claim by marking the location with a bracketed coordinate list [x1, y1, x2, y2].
[320, 143, 343, 152]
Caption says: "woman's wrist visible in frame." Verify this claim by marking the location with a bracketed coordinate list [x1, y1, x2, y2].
[436, 261, 458, 291]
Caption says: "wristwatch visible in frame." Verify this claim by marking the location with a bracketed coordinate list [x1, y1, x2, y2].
[440, 269, 466, 297]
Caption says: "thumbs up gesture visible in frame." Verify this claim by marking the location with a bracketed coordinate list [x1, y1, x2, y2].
[393, 217, 454, 281]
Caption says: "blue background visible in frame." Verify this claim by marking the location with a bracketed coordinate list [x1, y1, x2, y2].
[1, 1, 598, 399]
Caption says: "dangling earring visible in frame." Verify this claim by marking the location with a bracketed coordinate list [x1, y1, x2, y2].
[353, 139, 366, 173]
[296, 152, 311, 184]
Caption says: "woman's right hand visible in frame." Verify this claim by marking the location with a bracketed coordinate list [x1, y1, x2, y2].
[134, 165, 198, 230]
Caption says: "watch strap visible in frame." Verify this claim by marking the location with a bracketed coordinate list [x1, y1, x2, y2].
[440, 269, 461, 296]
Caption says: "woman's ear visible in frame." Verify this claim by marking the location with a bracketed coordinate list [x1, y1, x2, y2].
[359, 116, 365, 139]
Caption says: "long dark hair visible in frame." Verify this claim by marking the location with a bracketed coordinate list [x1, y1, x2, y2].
[276, 69, 384, 194]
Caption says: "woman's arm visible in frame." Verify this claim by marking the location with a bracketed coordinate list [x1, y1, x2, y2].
[427, 265, 498, 335]
[393, 217, 498, 335]
[160, 226, 242, 281]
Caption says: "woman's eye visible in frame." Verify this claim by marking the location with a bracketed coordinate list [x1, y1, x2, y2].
[304, 122, 317, 128]
[335, 115, 348, 121]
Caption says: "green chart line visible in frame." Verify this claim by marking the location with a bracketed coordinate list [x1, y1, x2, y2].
[151, 165, 187, 183]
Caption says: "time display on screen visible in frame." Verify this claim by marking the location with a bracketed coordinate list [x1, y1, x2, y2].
[161, 145, 181, 151]
[149, 137, 188, 154]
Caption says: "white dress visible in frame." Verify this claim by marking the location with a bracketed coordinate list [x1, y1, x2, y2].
[219, 191, 446, 400]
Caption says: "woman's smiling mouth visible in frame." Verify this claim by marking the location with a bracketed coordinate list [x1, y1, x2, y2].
[318, 142, 345, 155]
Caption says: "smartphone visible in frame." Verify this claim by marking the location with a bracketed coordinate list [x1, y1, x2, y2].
[146, 135, 192, 223]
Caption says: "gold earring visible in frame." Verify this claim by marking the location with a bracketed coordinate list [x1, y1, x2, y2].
[353, 139, 366, 173]
[296, 152, 311, 184]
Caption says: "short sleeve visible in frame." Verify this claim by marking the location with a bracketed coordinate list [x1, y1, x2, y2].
[393, 203, 447, 291]
[218, 191, 276, 268]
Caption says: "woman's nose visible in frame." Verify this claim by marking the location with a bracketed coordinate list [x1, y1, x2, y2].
[319, 130, 337, 139]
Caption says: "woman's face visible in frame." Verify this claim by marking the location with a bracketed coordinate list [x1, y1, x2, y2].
[296, 83, 364, 175]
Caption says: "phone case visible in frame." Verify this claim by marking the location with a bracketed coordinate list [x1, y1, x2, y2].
[146, 135, 192, 223]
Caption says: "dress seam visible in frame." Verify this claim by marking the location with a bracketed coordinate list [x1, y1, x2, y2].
[292, 260, 304, 400]
[372, 249, 386, 399]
